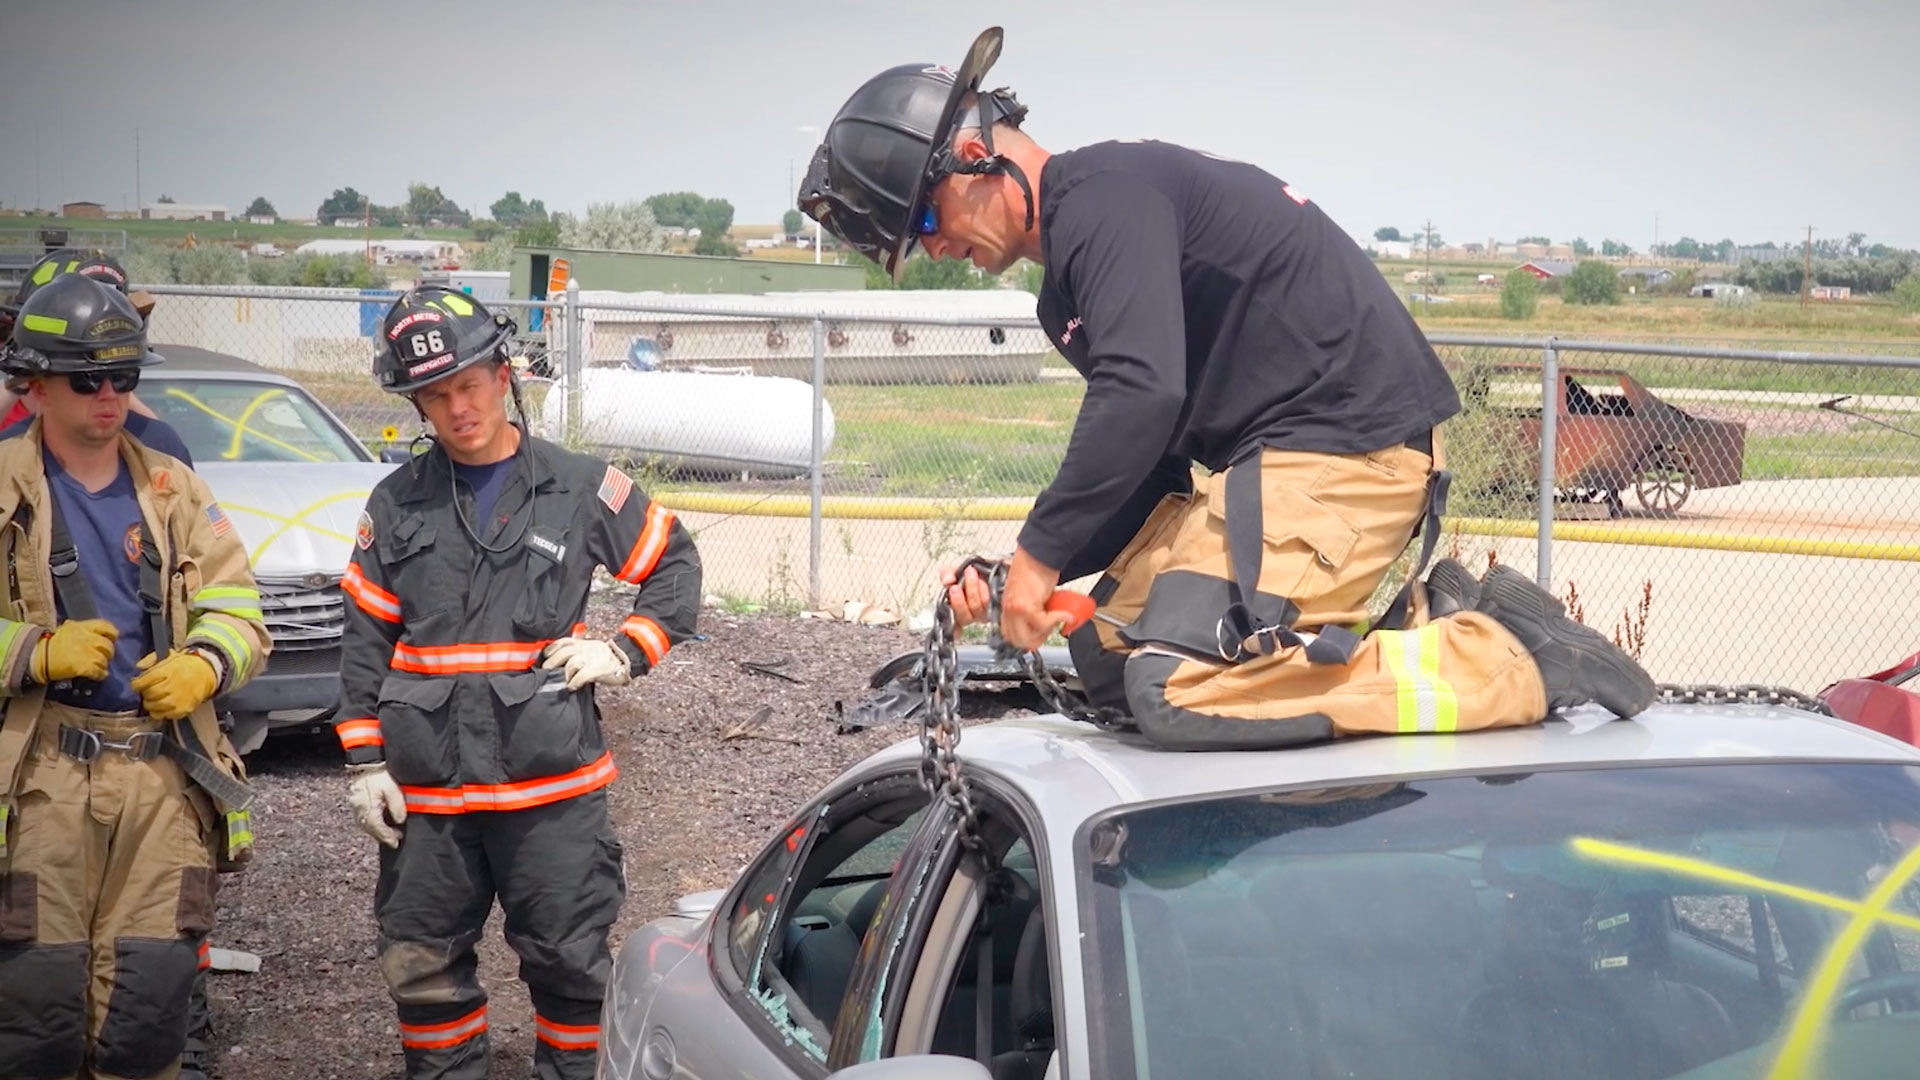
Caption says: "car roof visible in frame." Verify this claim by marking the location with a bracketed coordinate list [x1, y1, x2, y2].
[853, 703, 1920, 816]
[146, 344, 298, 386]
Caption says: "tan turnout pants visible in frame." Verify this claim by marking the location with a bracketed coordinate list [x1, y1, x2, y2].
[1082, 433, 1548, 749]
[0, 704, 216, 1080]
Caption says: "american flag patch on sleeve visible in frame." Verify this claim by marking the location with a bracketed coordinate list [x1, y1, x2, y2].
[597, 465, 634, 514]
[206, 503, 233, 537]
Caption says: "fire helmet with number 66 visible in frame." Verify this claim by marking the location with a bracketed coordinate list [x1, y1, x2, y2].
[372, 285, 516, 395]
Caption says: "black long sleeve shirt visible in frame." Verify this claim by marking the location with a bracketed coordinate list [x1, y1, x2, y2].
[1022, 139, 1461, 575]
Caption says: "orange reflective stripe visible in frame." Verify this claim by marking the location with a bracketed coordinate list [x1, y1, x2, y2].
[400, 752, 618, 815]
[392, 640, 545, 674]
[388, 625, 588, 675]
[197, 940, 211, 970]
[342, 563, 401, 623]
[621, 616, 669, 666]
[535, 1015, 599, 1051]
[336, 717, 383, 749]
[400, 1005, 488, 1050]
[616, 503, 674, 584]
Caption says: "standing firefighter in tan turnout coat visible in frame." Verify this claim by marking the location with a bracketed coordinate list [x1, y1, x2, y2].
[801, 28, 1657, 748]
[0, 274, 266, 1079]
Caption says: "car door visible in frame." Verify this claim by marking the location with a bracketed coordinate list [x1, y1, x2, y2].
[643, 768, 956, 1079]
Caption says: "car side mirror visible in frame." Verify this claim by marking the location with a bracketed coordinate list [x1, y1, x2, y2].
[379, 447, 413, 464]
[830, 1057, 993, 1080]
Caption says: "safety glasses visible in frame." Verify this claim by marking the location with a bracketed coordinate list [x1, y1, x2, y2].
[68, 369, 140, 396]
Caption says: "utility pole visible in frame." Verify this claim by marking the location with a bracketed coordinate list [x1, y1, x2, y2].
[1423, 218, 1435, 297]
[134, 127, 141, 215]
[1800, 225, 1814, 309]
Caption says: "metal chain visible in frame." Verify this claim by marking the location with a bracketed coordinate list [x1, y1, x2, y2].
[1654, 682, 1834, 716]
[919, 556, 1128, 861]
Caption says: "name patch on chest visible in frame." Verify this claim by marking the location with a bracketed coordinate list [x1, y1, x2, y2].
[526, 525, 568, 565]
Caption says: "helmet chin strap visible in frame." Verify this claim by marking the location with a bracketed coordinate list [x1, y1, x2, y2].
[948, 90, 1035, 231]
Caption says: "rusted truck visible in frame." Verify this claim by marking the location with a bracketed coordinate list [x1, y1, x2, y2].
[1462, 364, 1748, 516]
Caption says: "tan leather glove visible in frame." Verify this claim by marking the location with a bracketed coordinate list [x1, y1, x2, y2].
[130, 650, 220, 720]
[347, 763, 406, 848]
[32, 619, 119, 684]
[541, 637, 633, 692]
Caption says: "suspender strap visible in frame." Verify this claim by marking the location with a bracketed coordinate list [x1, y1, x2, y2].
[1218, 451, 1360, 666]
[136, 524, 170, 663]
[43, 495, 98, 622]
[162, 725, 254, 811]
[1218, 435, 1450, 660]
[1373, 468, 1452, 632]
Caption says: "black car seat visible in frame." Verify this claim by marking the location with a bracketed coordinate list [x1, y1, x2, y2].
[1453, 858, 1741, 1079]
[784, 880, 890, 1028]
[989, 906, 1054, 1080]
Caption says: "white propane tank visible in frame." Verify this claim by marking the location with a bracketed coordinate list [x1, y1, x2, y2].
[542, 367, 833, 477]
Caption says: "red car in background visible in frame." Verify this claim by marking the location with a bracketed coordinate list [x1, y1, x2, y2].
[1822, 649, 1920, 747]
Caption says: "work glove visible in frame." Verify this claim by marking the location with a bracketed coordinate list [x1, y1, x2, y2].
[31, 618, 118, 684]
[541, 636, 633, 692]
[347, 763, 406, 849]
[131, 650, 221, 720]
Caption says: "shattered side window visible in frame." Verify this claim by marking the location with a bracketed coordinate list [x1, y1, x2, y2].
[725, 816, 813, 986]
[739, 785, 932, 1066]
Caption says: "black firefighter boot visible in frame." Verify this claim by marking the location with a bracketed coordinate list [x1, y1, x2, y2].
[1422, 558, 1482, 618]
[1477, 564, 1657, 718]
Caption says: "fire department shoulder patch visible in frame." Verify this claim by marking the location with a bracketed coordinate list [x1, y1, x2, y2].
[596, 465, 633, 514]
[356, 509, 375, 550]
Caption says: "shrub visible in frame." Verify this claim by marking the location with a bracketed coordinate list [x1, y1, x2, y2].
[1563, 260, 1622, 305]
[1500, 269, 1539, 320]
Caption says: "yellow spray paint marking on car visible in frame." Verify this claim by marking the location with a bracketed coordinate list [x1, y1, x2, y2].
[219, 490, 375, 565]
[1572, 834, 1920, 1078]
[160, 386, 326, 463]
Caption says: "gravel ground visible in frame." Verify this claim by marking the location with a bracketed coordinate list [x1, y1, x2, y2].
[197, 599, 1036, 1079]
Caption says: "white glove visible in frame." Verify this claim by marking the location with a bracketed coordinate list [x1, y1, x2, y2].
[347, 763, 407, 849]
[541, 636, 633, 692]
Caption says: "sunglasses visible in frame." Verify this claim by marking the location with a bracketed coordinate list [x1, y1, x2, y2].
[68, 369, 140, 395]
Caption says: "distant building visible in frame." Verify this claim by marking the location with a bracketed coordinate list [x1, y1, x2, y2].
[246, 214, 277, 225]
[1619, 267, 1676, 285]
[61, 201, 106, 219]
[1810, 285, 1852, 301]
[142, 202, 228, 222]
[1690, 282, 1750, 299]
[1518, 259, 1578, 279]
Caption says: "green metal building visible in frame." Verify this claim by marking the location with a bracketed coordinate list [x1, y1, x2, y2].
[510, 246, 867, 300]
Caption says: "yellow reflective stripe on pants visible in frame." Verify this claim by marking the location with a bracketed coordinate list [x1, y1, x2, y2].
[226, 809, 253, 851]
[1381, 626, 1459, 733]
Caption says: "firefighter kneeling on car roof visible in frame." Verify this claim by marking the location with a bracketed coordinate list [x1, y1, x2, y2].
[800, 29, 1656, 751]
[0, 273, 266, 1080]
[334, 286, 702, 1080]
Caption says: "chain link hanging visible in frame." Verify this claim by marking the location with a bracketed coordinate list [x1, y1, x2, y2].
[919, 556, 1125, 860]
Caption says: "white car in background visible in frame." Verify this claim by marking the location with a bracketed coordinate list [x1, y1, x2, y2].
[142, 344, 397, 753]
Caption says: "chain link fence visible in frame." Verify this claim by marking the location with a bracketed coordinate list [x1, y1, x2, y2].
[135, 284, 1920, 693]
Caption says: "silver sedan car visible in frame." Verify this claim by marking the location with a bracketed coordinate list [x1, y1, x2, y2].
[598, 702, 1920, 1080]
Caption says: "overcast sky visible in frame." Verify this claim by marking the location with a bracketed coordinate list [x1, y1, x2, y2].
[3, 0, 1914, 251]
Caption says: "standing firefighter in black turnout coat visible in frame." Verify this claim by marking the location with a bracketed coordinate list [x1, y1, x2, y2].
[335, 286, 701, 1080]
